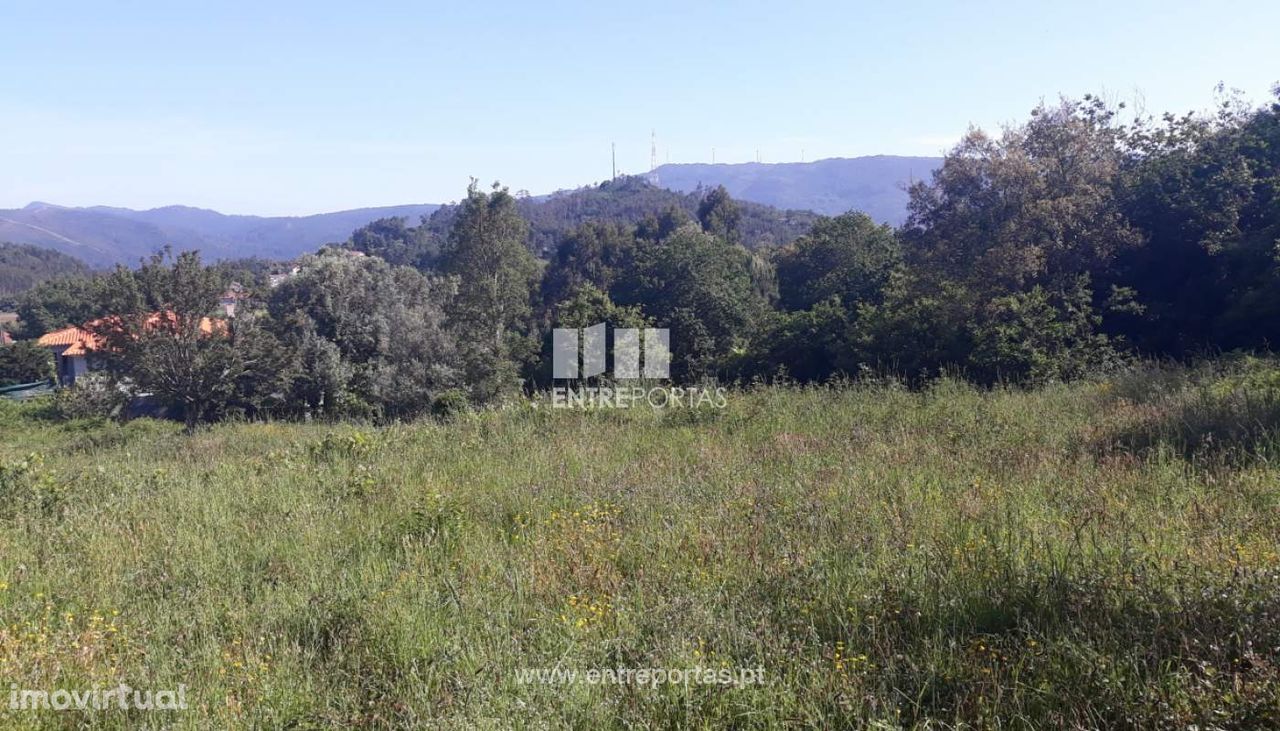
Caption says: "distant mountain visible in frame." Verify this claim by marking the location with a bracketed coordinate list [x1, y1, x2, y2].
[652, 155, 943, 224]
[0, 202, 440, 267]
[0, 155, 938, 266]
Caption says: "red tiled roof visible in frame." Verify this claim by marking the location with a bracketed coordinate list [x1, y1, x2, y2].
[0, 331, 13, 346]
[37, 313, 224, 355]
[37, 325, 100, 352]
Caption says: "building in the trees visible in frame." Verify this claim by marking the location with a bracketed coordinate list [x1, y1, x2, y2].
[36, 313, 224, 386]
[268, 267, 301, 288]
[36, 325, 100, 386]
[219, 282, 247, 317]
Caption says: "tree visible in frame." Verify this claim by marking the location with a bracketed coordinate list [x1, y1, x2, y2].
[1113, 88, 1280, 355]
[438, 181, 540, 401]
[697, 185, 742, 245]
[87, 251, 241, 429]
[736, 298, 852, 383]
[636, 205, 692, 243]
[897, 96, 1141, 381]
[774, 213, 901, 311]
[539, 221, 637, 309]
[419, 176, 817, 254]
[971, 274, 1125, 383]
[615, 224, 763, 380]
[226, 317, 299, 418]
[15, 275, 109, 339]
[850, 272, 974, 381]
[267, 251, 460, 419]
[527, 284, 653, 387]
[0, 341, 53, 387]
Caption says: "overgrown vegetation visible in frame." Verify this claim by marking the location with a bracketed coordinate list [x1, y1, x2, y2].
[1, 364, 1278, 728]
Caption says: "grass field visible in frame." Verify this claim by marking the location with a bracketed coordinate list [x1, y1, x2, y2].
[2, 365, 1280, 728]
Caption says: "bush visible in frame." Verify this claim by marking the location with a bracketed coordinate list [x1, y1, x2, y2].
[431, 388, 470, 421]
[52, 374, 130, 421]
[308, 429, 381, 461]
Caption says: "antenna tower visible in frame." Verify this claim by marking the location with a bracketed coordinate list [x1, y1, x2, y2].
[648, 129, 660, 185]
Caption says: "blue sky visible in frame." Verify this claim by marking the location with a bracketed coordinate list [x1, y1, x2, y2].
[2, 0, 1277, 216]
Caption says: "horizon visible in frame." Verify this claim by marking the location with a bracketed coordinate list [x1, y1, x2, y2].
[12, 153, 944, 218]
[3, 1, 1279, 216]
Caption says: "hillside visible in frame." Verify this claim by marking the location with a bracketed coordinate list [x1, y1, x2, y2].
[653, 155, 942, 224]
[0, 202, 440, 267]
[423, 177, 822, 255]
[0, 243, 90, 304]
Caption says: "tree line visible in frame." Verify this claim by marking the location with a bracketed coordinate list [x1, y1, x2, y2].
[5, 87, 1279, 424]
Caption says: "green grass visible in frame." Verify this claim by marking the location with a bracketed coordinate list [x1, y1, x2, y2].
[1, 369, 1279, 728]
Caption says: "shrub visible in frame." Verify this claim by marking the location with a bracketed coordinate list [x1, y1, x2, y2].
[308, 429, 381, 462]
[431, 388, 470, 421]
[52, 373, 130, 421]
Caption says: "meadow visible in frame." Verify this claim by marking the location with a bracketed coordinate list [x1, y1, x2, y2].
[1, 363, 1279, 729]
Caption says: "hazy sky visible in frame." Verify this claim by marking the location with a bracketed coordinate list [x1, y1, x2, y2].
[2, 0, 1277, 216]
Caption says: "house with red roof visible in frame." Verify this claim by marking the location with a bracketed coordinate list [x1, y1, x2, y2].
[36, 313, 223, 386]
[36, 325, 103, 386]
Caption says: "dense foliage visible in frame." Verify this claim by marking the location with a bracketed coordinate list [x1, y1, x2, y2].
[268, 253, 458, 419]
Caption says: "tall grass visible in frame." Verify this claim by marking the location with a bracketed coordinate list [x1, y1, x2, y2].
[0, 366, 1278, 728]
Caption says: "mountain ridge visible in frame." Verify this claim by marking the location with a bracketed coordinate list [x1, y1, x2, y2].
[0, 155, 943, 265]
[0, 202, 441, 267]
[653, 155, 941, 223]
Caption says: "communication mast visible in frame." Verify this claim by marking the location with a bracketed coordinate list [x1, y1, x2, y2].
[648, 129, 660, 185]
